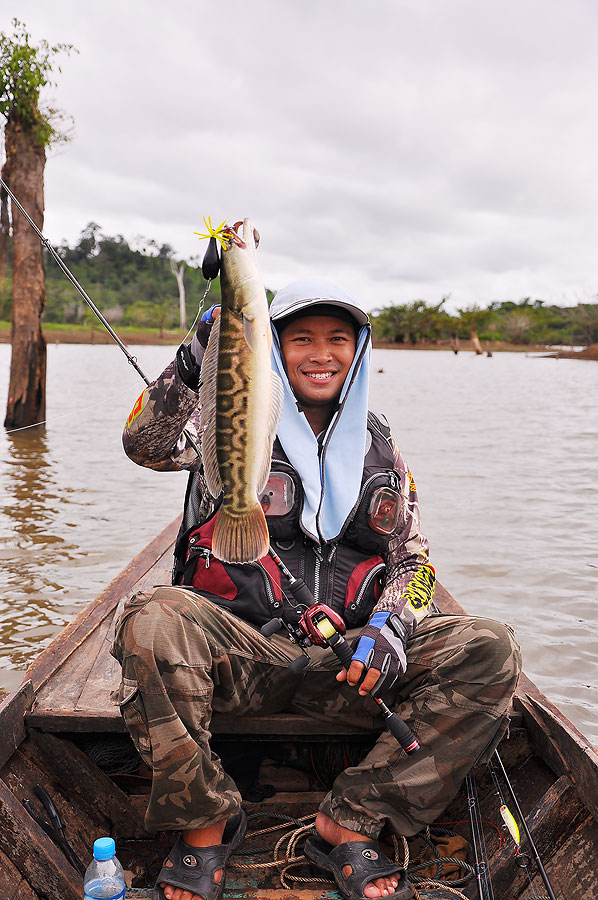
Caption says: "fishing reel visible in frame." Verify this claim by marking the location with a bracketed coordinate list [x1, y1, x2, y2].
[260, 571, 420, 756]
[261, 602, 348, 674]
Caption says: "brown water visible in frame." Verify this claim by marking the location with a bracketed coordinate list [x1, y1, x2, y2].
[1, 345, 596, 744]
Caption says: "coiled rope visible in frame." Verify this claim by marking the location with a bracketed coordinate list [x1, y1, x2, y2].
[228, 813, 474, 898]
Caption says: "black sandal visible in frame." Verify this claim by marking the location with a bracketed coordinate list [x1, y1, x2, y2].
[304, 834, 414, 900]
[153, 810, 247, 900]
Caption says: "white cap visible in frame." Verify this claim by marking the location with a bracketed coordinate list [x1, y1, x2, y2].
[269, 278, 370, 327]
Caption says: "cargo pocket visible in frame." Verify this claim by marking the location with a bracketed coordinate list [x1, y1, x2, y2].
[115, 677, 153, 766]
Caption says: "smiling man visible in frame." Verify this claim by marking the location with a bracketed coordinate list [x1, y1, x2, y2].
[114, 278, 521, 900]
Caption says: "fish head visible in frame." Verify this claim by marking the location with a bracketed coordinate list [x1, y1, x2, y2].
[224, 218, 260, 253]
[220, 218, 266, 321]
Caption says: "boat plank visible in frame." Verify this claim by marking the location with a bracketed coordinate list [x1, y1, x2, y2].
[23, 729, 149, 841]
[0, 776, 81, 900]
[489, 774, 588, 897]
[32, 614, 111, 715]
[29, 580, 456, 735]
[0, 681, 33, 767]
[516, 693, 598, 822]
[23, 515, 180, 693]
[2, 744, 91, 878]
[76, 608, 122, 713]
[542, 813, 598, 899]
[0, 846, 38, 900]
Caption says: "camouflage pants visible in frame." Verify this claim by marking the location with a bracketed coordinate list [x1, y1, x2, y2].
[111, 586, 521, 837]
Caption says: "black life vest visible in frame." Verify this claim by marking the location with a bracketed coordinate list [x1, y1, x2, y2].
[172, 412, 399, 630]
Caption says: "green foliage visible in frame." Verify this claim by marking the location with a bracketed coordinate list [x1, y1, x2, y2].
[38, 223, 222, 327]
[0, 18, 76, 146]
[373, 298, 454, 344]
[4, 218, 597, 346]
[371, 296, 598, 347]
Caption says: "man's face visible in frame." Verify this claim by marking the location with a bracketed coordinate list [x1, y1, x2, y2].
[279, 314, 357, 411]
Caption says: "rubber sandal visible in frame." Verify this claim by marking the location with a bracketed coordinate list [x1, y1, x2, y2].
[153, 810, 247, 900]
[304, 834, 414, 900]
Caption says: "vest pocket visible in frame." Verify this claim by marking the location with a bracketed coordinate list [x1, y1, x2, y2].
[343, 556, 386, 627]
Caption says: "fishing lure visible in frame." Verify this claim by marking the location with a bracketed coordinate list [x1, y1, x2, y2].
[194, 216, 230, 279]
[499, 803, 520, 847]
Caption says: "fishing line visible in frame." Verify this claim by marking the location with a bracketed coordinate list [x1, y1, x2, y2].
[493, 751, 557, 900]
[487, 760, 544, 900]
[465, 773, 494, 900]
[1, 177, 210, 454]
[3, 369, 178, 435]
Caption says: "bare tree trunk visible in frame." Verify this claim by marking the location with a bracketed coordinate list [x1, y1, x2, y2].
[471, 329, 484, 355]
[4, 118, 47, 429]
[0, 136, 13, 281]
[170, 258, 186, 329]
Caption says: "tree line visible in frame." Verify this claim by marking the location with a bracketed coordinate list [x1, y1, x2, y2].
[2, 226, 596, 347]
[373, 296, 598, 347]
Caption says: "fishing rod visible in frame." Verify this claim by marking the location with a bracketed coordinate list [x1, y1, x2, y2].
[1, 177, 205, 453]
[465, 773, 494, 900]
[1, 176, 152, 387]
[492, 750, 558, 900]
[263, 547, 420, 756]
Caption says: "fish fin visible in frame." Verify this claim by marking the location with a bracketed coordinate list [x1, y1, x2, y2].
[242, 311, 257, 349]
[256, 371, 284, 494]
[199, 318, 223, 497]
[212, 503, 270, 563]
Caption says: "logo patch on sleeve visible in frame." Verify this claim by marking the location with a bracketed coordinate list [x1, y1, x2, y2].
[402, 564, 436, 611]
[127, 391, 145, 427]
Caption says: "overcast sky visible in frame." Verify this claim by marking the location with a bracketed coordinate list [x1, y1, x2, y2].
[6, 0, 598, 313]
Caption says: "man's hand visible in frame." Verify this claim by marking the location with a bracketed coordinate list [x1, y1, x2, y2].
[337, 612, 408, 697]
[201, 304, 221, 323]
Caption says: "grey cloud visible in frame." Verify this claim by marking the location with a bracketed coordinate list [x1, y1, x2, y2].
[13, 0, 598, 312]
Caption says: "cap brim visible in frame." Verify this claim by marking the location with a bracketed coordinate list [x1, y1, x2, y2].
[270, 297, 369, 327]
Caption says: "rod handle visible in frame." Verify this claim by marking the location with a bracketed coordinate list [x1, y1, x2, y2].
[374, 699, 420, 754]
[330, 635, 420, 755]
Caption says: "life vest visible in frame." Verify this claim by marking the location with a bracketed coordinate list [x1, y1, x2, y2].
[172, 412, 399, 630]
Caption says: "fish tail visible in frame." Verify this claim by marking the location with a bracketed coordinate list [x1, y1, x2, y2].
[212, 503, 270, 563]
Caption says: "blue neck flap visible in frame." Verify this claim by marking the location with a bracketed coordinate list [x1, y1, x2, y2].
[270, 325, 371, 542]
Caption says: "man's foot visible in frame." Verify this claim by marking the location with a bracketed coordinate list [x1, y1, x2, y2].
[160, 821, 226, 900]
[315, 812, 401, 899]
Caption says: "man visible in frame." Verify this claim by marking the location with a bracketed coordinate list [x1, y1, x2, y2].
[113, 278, 521, 900]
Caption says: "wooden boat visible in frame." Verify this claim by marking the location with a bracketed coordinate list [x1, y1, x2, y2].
[0, 516, 596, 899]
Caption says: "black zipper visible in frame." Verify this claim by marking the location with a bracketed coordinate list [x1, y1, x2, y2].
[250, 561, 281, 612]
[346, 561, 386, 614]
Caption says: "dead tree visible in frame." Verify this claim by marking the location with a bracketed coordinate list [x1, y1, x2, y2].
[169, 258, 186, 330]
[0, 20, 75, 428]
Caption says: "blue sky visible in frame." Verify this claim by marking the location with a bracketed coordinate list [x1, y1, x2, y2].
[6, 0, 598, 313]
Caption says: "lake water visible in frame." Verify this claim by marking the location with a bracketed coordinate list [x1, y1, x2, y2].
[0, 344, 596, 744]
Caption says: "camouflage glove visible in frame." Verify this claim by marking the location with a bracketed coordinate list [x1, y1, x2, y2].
[351, 611, 408, 695]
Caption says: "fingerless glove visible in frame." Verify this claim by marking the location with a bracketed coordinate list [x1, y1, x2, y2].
[352, 611, 408, 695]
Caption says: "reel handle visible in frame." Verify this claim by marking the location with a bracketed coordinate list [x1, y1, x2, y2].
[289, 654, 309, 673]
[327, 632, 354, 669]
[261, 618, 283, 637]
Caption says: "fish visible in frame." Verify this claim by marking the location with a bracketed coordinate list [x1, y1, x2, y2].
[199, 218, 283, 563]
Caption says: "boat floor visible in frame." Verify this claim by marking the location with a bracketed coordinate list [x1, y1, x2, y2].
[2, 518, 597, 899]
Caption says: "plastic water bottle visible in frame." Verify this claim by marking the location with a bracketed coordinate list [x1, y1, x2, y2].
[83, 837, 126, 899]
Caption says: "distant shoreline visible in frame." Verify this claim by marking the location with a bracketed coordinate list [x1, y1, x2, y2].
[0, 326, 596, 359]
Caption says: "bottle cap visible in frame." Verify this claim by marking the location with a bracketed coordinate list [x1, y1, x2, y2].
[93, 837, 116, 860]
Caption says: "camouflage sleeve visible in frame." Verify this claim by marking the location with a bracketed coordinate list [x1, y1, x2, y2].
[122, 358, 203, 472]
[373, 437, 436, 634]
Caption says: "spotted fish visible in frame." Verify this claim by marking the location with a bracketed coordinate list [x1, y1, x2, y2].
[199, 219, 283, 563]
